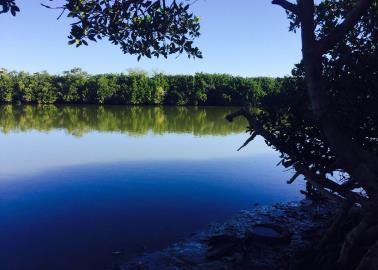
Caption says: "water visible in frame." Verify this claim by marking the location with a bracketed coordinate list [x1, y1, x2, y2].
[0, 105, 303, 270]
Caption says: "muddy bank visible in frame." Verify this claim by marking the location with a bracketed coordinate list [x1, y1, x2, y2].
[116, 200, 335, 270]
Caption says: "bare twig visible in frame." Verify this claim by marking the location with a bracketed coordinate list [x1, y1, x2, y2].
[237, 132, 257, 151]
[287, 171, 300, 184]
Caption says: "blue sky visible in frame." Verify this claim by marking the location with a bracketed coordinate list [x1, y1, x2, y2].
[0, 0, 301, 76]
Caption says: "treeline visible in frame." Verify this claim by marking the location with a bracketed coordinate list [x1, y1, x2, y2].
[0, 105, 247, 136]
[0, 68, 282, 105]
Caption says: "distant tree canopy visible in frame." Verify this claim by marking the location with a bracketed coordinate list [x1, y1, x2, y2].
[0, 69, 280, 106]
[1, 0, 202, 59]
[2, 0, 378, 269]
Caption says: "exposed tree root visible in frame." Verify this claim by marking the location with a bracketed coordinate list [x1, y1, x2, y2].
[337, 216, 370, 266]
[356, 240, 378, 270]
[291, 205, 378, 270]
[316, 202, 353, 250]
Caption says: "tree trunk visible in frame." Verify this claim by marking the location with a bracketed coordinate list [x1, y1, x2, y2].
[298, 0, 378, 197]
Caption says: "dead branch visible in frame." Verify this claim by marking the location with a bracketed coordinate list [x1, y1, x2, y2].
[271, 0, 298, 14]
[237, 132, 257, 151]
[287, 171, 300, 184]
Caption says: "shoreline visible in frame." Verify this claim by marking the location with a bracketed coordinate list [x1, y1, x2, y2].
[118, 200, 335, 270]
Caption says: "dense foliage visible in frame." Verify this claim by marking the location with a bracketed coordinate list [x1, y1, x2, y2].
[0, 69, 281, 106]
[3, 0, 378, 268]
[227, 1, 378, 269]
[2, 0, 202, 59]
[258, 0, 378, 195]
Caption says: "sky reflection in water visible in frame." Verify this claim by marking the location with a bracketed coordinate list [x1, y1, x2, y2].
[0, 105, 304, 270]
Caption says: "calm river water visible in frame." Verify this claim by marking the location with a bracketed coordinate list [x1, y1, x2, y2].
[0, 105, 303, 270]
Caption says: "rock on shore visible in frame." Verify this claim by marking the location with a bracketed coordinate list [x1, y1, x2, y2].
[119, 200, 335, 270]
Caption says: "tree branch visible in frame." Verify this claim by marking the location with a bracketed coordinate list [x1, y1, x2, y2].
[271, 0, 298, 14]
[298, 0, 378, 195]
[237, 132, 257, 151]
[295, 164, 366, 204]
[318, 0, 374, 54]
[226, 108, 277, 144]
[287, 171, 300, 184]
[226, 108, 367, 205]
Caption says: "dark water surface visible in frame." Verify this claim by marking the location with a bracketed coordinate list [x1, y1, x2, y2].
[0, 105, 303, 270]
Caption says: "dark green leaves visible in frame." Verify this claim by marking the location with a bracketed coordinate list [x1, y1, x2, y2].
[63, 0, 202, 59]
[0, 69, 278, 106]
[0, 0, 20, 16]
[2, 1, 202, 59]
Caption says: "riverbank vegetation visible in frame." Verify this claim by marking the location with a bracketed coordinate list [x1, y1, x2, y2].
[2, 0, 378, 269]
[0, 69, 282, 106]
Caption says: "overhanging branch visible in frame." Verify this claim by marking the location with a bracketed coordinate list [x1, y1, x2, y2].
[226, 108, 277, 144]
[271, 0, 298, 14]
[237, 132, 257, 151]
[226, 108, 367, 205]
[287, 171, 300, 184]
